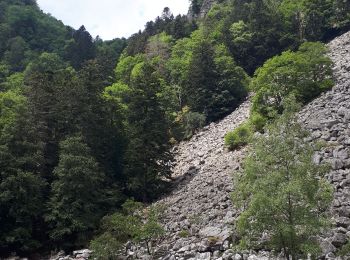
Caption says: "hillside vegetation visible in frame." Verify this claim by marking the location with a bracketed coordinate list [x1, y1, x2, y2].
[0, 0, 350, 258]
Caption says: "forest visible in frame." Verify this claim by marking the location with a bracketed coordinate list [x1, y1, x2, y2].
[0, 0, 350, 258]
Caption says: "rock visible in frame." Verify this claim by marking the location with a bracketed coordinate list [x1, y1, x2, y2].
[331, 233, 347, 247]
[178, 245, 191, 253]
[222, 249, 234, 260]
[338, 206, 350, 217]
[72, 249, 92, 257]
[50, 251, 65, 260]
[196, 252, 211, 260]
[233, 253, 242, 260]
[247, 255, 258, 260]
[331, 159, 344, 170]
[320, 239, 337, 255]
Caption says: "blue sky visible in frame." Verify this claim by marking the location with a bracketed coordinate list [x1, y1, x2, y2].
[36, 0, 190, 40]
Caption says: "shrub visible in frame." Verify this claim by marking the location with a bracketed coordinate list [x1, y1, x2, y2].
[249, 112, 267, 132]
[225, 122, 252, 150]
[90, 200, 165, 258]
[178, 229, 190, 238]
[173, 106, 206, 140]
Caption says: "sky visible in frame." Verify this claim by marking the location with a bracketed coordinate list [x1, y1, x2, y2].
[36, 0, 190, 40]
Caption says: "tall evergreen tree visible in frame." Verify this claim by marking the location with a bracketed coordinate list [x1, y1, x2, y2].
[46, 136, 107, 248]
[185, 39, 219, 121]
[124, 62, 171, 202]
[0, 88, 46, 254]
[78, 60, 126, 182]
[64, 25, 96, 69]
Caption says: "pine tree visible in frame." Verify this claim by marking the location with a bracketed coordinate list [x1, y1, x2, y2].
[0, 91, 46, 254]
[185, 39, 219, 121]
[46, 136, 107, 247]
[124, 62, 171, 202]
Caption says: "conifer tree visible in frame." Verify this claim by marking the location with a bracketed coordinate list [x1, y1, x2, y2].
[124, 62, 171, 202]
[46, 136, 107, 247]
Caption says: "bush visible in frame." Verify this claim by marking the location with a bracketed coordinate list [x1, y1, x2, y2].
[173, 106, 206, 140]
[249, 112, 267, 133]
[225, 122, 252, 150]
[178, 229, 190, 238]
[90, 200, 165, 258]
[182, 111, 206, 138]
[90, 233, 122, 260]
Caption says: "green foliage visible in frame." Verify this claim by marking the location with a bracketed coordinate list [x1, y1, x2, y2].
[233, 108, 333, 259]
[178, 229, 190, 238]
[249, 112, 267, 133]
[89, 232, 123, 260]
[146, 32, 173, 60]
[135, 206, 166, 254]
[122, 62, 172, 201]
[46, 136, 107, 247]
[114, 54, 145, 84]
[90, 200, 165, 259]
[225, 122, 252, 150]
[0, 170, 46, 253]
[190, 0, 204, 15]
[0, 0, 348, 255]
[251, 42, 333, 125]
[173, 106, 206, 140]
[183, 33, 248, 122]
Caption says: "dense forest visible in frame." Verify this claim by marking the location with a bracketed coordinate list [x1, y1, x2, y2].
[0, 0, 350, 257]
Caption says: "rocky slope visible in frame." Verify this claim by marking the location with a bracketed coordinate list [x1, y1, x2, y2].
[298, 31, 350, 259]
[142, 32, 350, 260]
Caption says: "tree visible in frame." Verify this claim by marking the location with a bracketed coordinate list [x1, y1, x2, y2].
[251, 42, 333, 126]
[0, 170, 45, 254]
[185, 38, 219, 120]
[64, 25, 96, 69]
[123, 62, 171, 202]
[191, 0, 204, 16]
[78, 60, 126, 183]
[46, 136, 107, 248]
[233, 103, 333, 260]
[212, 44, 248, 119]
[185, 36, 248, 121]
[3, 36, 29, 71]
[24, 56, 82, 180]
[0, 85, 46, 254]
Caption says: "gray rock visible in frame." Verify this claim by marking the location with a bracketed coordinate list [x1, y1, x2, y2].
[331, 233, 347, 247]
[72, 249, 92, 257]
[233, 253, 242, 260]
[320, 239, 336, 255]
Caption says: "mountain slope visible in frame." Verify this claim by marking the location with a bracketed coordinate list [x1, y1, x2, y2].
[299, 31, 350, 258]
[125, 32, 350, 260]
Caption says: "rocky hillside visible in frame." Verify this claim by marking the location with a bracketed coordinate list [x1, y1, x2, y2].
[140, 32, 350, 260]
[298, 31, 350, 259]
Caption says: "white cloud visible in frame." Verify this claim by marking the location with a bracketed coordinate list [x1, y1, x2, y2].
[36, 0, 190, 40]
